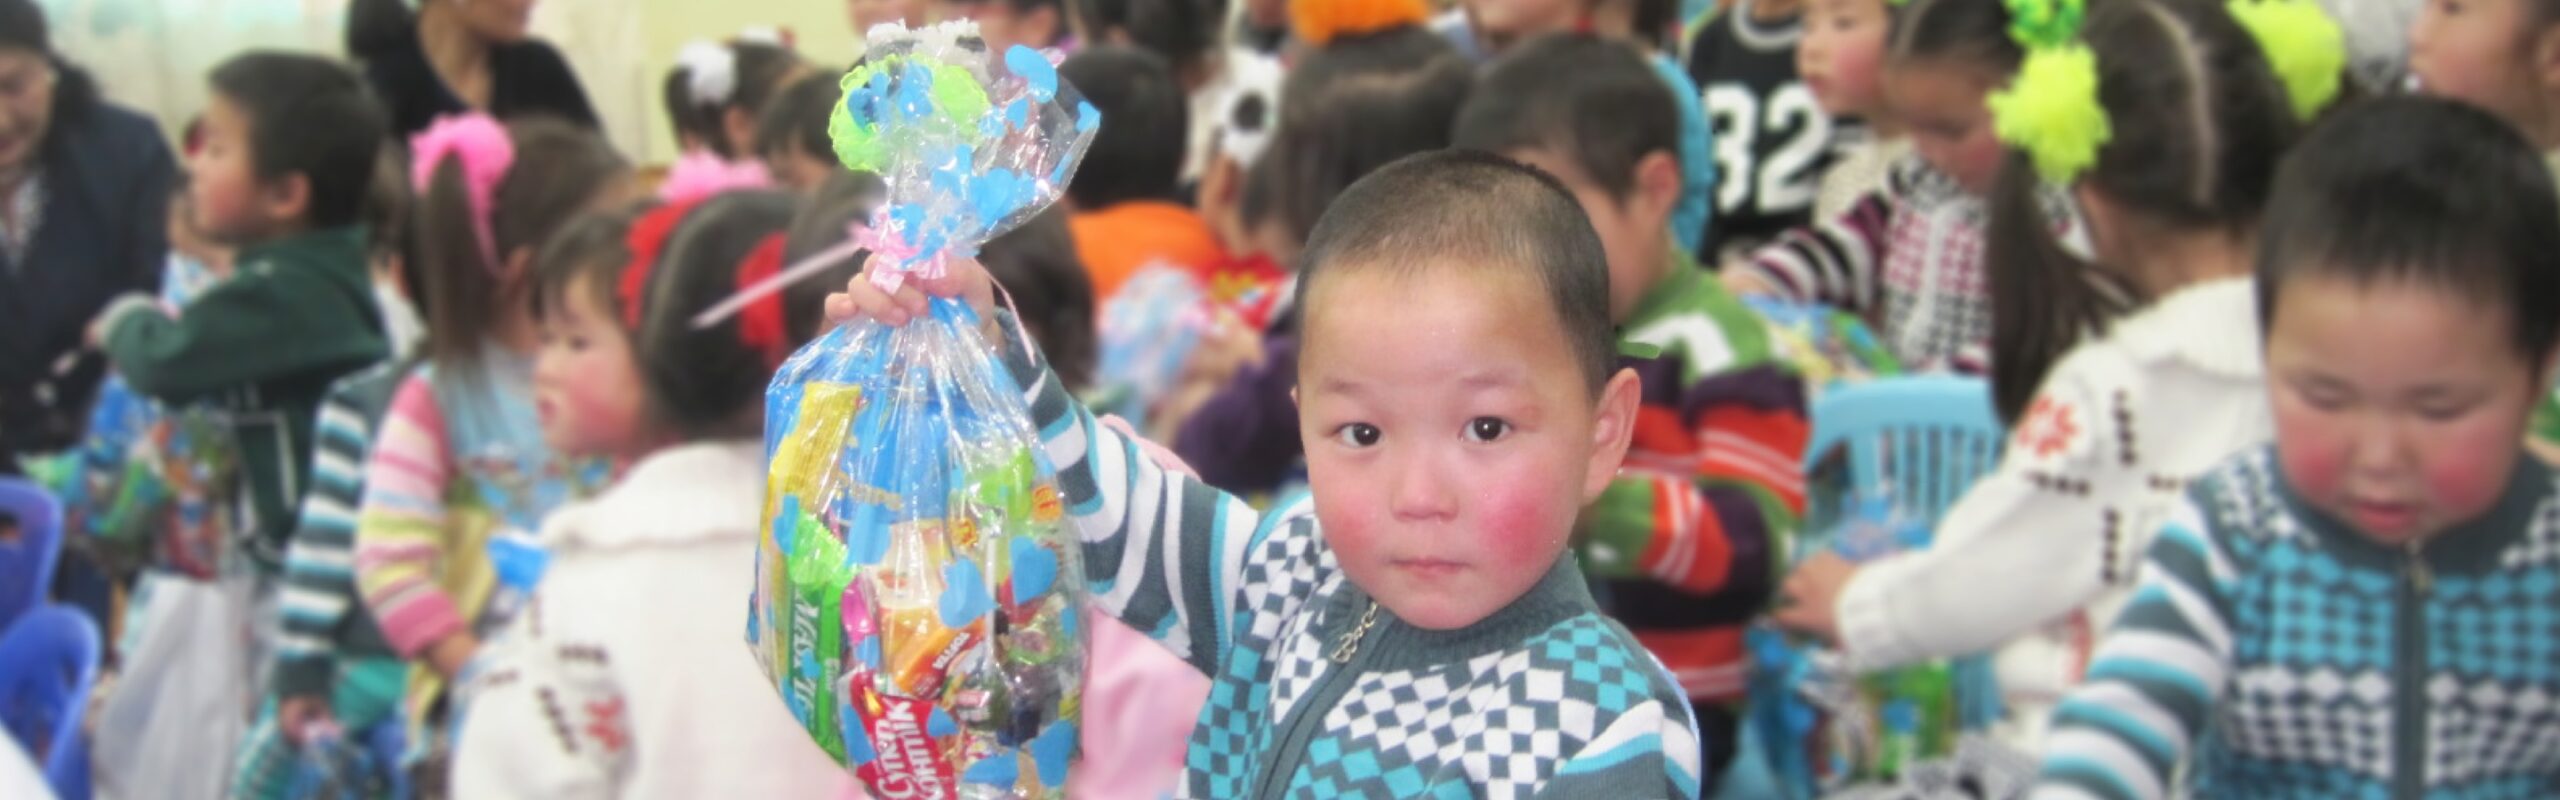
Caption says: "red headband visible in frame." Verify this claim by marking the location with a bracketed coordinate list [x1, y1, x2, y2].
[617, 198, 791, 367]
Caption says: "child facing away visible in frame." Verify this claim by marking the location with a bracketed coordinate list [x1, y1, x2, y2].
[836, 150, 1704, 796]
[2034, 95, 2560, 800]
[1772, 0, 2318, 770]
[1721, 0, 2039, 374]
[1059, 45, 1227, 300]
[232, 145, 431, 800]
[758, 71, 851, 195]
[351, 113, 631, 775]
[88, 51, 390, 570]
[1453, 33, 1809, 781]
[2407, 0, 2560, 462]
[448, 193, 853, 798]
[1685, 0, 1843, 262]
[660, 39, 804, 200]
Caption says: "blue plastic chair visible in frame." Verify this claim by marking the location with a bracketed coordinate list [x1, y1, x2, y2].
[0, 605, 101, 800]
[0, 479, 64, 635]
[1800, 376, 2007, 536]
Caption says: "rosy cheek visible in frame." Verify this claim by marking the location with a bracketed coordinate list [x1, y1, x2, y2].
[2421, 416, 2523, 518]
[1470, 457, 1573, 571]
[2271, 403, 2349, 500]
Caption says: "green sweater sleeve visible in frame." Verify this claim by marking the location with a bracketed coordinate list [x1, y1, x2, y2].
[101, 257, 384, 404]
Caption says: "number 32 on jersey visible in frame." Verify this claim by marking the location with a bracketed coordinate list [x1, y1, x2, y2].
[1703, 83, 1831, 216]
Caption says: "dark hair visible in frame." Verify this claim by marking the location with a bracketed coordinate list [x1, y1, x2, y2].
[2257, 96, 2560, 366]
[365, 142, 428, 320]
[1243, 26, 1472, 251]
[1295, 150, 1616, 393]
[209, 52, 388, 230]
[1983, 0, 2300, 422]
[780, 170, 886, 343]
[1888, 0, 2022, 73]
[0, 0, 100, 132]
[669, 42, 805, 158]
[757, 71, 843, 167]
[1453, 33, 1678, 202]
[997, 0, 1072, 46]
[1059, 46, 1188, 209]
[1078, 0, 1221, 76]
[344, 0, 415, 60]
[980, 208, 1097, 390]
[418, 116, 629, 369]
[639, 192, 804, 437]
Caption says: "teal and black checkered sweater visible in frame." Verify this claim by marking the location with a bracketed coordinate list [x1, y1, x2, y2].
[2036, 446, 2560, 799]
[1000, 324, 1705, 798]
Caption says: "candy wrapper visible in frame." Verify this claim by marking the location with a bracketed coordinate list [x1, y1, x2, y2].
[748, 21, 1096, 800]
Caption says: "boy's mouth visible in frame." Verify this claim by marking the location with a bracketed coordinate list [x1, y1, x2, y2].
[2347, 498, 2420, 535]
[1392, 557, 1468, 577]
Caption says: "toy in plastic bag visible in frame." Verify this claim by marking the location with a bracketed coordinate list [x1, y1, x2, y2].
[745, 21, 1097, 800]
[1090, 266, 1208, 429]
[1749, 494, 2004, 796]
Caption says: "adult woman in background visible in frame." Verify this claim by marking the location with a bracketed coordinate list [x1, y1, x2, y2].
[348, 0, 599, 138]
[0, 0, 177, 471]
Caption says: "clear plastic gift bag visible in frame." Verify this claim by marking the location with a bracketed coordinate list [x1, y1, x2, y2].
[744, 21, 1098, 800]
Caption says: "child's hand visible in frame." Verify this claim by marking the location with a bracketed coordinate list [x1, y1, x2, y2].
[426, 633, 482, 680]
[824, 254, 997, 327]
[1771, 551, 1859, 646]
[277, 694, 335, 746]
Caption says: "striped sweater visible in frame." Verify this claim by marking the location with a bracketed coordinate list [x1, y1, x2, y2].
[352, 350, 600, 727]
[2035, 448, 2560, 799]
[271, 357, 412, 699]
[1003, 318, 1707, 798]
[1579, 256, 1808, 706]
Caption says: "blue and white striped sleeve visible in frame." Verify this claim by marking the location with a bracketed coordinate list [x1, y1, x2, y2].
[1000, 316, 1304, 677]
[2033, 499, 2238, 800]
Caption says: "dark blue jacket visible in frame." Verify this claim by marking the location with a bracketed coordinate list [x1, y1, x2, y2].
[0, 102, 177, 463]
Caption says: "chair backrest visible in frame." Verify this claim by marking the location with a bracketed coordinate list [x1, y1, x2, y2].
[0, 480, 64, 633]
[1802, 376, 2007, 537]
[0, 606, 101, 800]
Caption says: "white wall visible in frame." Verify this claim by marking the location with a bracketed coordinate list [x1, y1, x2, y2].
[36, 0, 865, 165]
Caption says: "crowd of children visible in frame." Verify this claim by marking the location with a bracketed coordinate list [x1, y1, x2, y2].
[21, 0, 2560, 796]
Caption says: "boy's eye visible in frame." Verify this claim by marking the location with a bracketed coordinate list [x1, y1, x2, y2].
[1464, 417, 1512, 443]
[1333, 423, 1382, 448]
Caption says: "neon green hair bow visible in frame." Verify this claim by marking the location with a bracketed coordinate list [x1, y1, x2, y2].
[2228, 0, 2347, 120]
[1990, 0, 2108, 183]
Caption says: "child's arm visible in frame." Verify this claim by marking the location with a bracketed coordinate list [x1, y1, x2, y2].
[1533, 700, 1707, 798]
[272, 372, 395, 703]
[96, 264, 382, 403]
[998, 313, 1315, 677]
[1723, 190, 1894, 312]
[1579, 363, 1807, 600]
[2033, 502, 2235, 800]
[352, 375, 477, 675]
[1809, 359, 2142, 670]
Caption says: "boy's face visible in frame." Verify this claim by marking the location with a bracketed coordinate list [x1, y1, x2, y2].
[1799, 0, 1890, 117]
[1297, 265, 1639, 630]
[2266, 275, 2546, 546]
[535, 275, 652, 460]
[1884, 62, 2007, 195]
[2412, 0, 2553, 143]
[767, 143, 838, 195]
[188, 95, 290, 243]
[1506, 148, 1669, 323]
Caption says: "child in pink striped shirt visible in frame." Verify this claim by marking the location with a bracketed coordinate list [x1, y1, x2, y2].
[349, 114, 631, 772]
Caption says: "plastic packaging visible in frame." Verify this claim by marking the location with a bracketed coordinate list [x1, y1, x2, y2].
[750, 21, 1097, 800]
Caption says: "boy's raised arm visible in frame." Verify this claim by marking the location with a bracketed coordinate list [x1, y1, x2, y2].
[995, 315, 1317, 677]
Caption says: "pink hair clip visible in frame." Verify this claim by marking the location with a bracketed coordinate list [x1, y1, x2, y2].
[409, 113, 515, 271]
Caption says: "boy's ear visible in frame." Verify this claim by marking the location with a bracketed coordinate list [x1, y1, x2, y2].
[1635, 150, 1682, 222]
[1581, 367, 1642, 502]
[261, 172, 313, 229]
[501, 245, 536, 285]
[2534, 26, 2560, 92]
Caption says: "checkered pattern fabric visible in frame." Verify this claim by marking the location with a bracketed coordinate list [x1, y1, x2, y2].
[2036, 446, 2560, 799]
[1005, 330, 1704, 799]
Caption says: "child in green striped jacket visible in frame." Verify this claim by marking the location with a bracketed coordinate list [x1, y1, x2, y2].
[1454, 34, 1811, 778]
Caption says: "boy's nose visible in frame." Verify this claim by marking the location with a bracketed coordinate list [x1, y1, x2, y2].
[1388, 456, 1460, 523]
